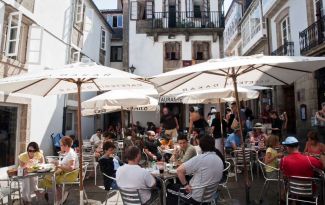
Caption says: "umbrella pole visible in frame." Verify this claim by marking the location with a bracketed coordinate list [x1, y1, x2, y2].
[121, 108, 125, 139]
[76, 82, 84, 205]
[232, 73, 250, 204]
[219, 99, 225, 156]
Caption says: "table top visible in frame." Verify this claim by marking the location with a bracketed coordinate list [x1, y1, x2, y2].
[146, 168, 177, 180]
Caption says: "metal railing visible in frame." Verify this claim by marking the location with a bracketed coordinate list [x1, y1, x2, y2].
[271, 42, 294, 56]
[151, 11, 224, 29]
[299, 16, 325, 54]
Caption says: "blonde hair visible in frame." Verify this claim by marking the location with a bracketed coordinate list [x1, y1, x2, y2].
[266, 135, 279, 148]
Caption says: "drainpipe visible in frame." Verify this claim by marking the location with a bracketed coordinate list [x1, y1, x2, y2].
[62, 0, 76, 135]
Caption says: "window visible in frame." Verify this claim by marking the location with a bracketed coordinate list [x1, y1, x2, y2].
[281, 16, 291, 44]
[193, 41, 210, 60]
[130, 1, 139, 20]
[5, 12, 22, 57]
[70, 49, 80, 63]
[108, 15, 123, 28]
[65, 111, 74, 132]
[0, 105, 18, 167]
[75, 0, 84, 24]
[165, 42, 181, 61]
[111, 46, 123, 62]
[100, 28, 106, 50]
[146, 1, 154, 19]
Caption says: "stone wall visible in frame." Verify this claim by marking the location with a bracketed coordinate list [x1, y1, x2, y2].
[294, 73, 318, 138]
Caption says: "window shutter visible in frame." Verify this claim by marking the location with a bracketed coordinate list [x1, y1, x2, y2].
[130, 1, 139, 20]
[27, 25, 43, 64]
[100, 28, 106, 50]
[5, 12, 22, 57]
[186, 0, 193, 17]
[175, 42, 181, 60]
[146, 1, 153, 19]
[75, 0, 84, 24]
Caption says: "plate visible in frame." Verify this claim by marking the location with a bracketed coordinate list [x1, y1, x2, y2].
[37, 168, 51, 173]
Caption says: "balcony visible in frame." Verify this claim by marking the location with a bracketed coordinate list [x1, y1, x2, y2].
[142, 11, 224, 41]
[299, 16, 325, 55]
[271, 42, 294, 56]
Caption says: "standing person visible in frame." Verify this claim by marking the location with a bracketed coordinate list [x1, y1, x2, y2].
[270, 111, 282, 139]
[211, 112, 226, 153]
[160, 107, 179, 141]
[279, 109, 288, 137]
[189, 106, 208, 135]
[19, 142, 44, 205]
[261, 104, 272, 124]
[90, 129, 102, 147]
[315, 102, 325, 143]
[207, 107, 217, 127]
[116, 146, 157, 204]
[166, 136, 224, 205]
[223, 108, 233, 134]
[280, 136, 323, 177]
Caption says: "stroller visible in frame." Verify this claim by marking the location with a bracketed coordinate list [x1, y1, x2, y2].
[50, 133, 63, 155]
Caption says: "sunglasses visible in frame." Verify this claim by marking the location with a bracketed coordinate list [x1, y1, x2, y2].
[28, 150, 36, 153]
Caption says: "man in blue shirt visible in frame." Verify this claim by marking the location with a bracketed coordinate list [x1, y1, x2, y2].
[225, 128, 241, 154]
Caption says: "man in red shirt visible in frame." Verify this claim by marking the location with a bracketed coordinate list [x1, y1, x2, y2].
[280, 136, 323, 177]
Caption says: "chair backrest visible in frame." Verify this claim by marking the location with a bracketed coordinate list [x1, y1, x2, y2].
[119, 188, 142, 205]
[258, 159, 279, 180]
[234, 149, 251, 165]
[220, 161, 231, 184]
[200, 182, 219, 202]
[80, 162, 89, 182]
[287, 176, 316, 198]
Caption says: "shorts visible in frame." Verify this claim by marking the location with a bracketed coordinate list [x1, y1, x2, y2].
[165, 128, 178, 139]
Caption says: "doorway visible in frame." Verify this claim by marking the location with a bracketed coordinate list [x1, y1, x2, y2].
[283, 86, 296, 134]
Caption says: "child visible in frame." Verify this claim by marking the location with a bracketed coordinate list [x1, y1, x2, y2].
[98, 141, 122, 191]
[264, 135, 283, 179]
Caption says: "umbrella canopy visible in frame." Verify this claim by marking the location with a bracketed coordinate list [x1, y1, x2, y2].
[176, 86, 261, 104]
[149, 54, 325, 203]
[81, 89, 159, 116]
[0, 62, 153, 204]
[0, 62, 152, 96]
[149, 55, 325, 96]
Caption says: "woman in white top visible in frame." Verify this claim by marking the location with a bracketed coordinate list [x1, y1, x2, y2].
[40, 136, 78, 204]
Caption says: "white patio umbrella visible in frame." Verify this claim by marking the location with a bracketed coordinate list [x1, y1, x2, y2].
[81, 90, 159, 136]
[149, 54, 325, 203]
[176, 86, 260, 104]
[0, 61, 153, 204]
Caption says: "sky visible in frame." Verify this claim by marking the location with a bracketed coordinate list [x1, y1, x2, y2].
[93, 0, 233, 12]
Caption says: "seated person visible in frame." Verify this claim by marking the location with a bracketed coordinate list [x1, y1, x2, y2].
[144, 131, 162, 161]
[249, 123, 267, 147]
[280, 136, 323, 178]
[95, 132, 116, 158]
[90, 129, 102, 147]
[190, 131, 201, 155]
[40, 136, 79, 203]
[225, 128, 241, 154]
[167, 136, 224, 205]
[124, 129, 143, 150]
[116, 146, 157, 204]
[160, 133, 174, 150]
[170, 135, 197, 165]
[304, 130, 325, 156]
[99, 141, 122, 191]
[19, 142, 45, 204]
[264, 135, 283, 179]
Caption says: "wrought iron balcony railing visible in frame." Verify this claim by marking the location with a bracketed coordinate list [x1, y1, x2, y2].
[299, 16, 325, 54]
[151, 11, 224, 29]
[271, 42, 294, 56]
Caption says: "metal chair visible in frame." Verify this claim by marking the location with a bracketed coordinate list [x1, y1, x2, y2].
[285, 176, 320, 205]
[82, 153, 98, 185]
[257, 159, 280, 203]
[102, 173, 119, 205]
[0, 178, 21, 205]
[119, 187, 159, 205]
[232, 149, 254, 182]
[219, 161, 232, 199]
[177, 182, 219, 205]
[61, 162, 89, 204]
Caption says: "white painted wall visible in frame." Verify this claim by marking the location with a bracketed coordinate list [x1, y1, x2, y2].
[268, 0, 307, 56]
